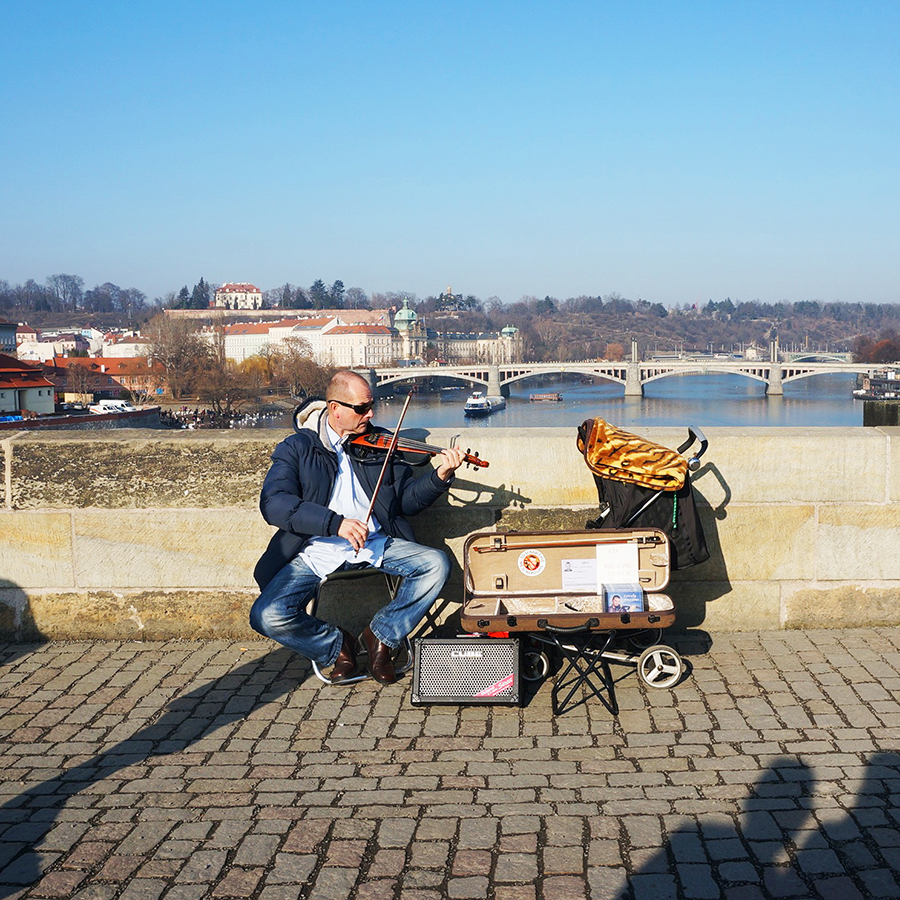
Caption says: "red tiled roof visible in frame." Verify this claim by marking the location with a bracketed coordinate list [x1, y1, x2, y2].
[222, 323, 272, 336]
[0, 352, 43, 372]
[0, 374, 56, 389]
[290, 317, 334, 329]
[327, 325, 393, 335]
[217, 283, 261, 293]
[0, 354, 55, 388]
[49, 356, 165, 376]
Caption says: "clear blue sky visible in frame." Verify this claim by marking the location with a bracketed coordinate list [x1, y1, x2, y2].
[2, 1, 898, 307]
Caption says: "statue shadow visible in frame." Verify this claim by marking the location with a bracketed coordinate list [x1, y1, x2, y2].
[0, 647, 305, 895]
[613, 751, 900, 899]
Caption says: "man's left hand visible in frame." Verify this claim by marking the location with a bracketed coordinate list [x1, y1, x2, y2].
[435, 446, 467, 481]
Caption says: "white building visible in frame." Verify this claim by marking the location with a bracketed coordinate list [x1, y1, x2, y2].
[0, 354, 56, 415]
[201, 316, 343, 363]
[101, 334, 152, 358]
[211, 322, 272, 363]
[16, 335, 89, 362]
[321, 325, 397, 368]
[273, 317, 341, 362]
[214, 283, 263, 310]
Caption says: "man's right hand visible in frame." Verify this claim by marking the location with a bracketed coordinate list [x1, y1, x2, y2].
[337, 518, 369, 552]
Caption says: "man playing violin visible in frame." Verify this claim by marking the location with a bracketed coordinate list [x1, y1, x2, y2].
[250, 370, 466, 685]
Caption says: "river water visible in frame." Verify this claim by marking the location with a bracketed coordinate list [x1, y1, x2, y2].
[357, 372, 863, 431]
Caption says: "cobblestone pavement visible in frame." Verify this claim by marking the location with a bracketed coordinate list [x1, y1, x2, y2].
[1, 629, 899, 900]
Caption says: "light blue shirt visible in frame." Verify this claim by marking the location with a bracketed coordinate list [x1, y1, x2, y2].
[299, 422, 387, 579]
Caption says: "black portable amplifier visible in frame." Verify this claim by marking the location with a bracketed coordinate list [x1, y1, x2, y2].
[410, 638, 520, 705]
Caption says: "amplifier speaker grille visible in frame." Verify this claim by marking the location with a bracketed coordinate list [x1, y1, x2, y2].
[411, 638, 519, 705]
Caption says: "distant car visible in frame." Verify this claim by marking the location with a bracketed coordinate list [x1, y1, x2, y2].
[88, 399, 137, 414]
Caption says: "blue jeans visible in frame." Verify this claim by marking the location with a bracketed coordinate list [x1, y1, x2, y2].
[249, 537, 450, 667]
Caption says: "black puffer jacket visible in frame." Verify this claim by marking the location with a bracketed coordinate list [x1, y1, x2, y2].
[253, 404, 451, 589]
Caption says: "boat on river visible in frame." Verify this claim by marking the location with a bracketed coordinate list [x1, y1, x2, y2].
[463, 391, 506, 417]
[529, 392, 563, 402]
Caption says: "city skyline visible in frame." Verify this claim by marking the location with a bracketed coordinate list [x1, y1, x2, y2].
[3, 2, 899, 308]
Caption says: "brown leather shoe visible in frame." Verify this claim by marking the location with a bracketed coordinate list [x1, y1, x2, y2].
[329, 628, 362, 684]
[359, 626, 397, 685]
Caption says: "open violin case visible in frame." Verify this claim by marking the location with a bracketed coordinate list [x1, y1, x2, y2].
[460, 528, 675, 633]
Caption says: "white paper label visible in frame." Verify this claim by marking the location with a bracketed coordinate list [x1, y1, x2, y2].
[595, 542, 640, 583]
[561, 558, 597, 592]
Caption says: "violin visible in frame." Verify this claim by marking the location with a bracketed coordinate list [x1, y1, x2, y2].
[347, 431, 489, 468]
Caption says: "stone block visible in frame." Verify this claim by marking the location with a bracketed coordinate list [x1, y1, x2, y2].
[688, 429, 886, 504]
[817, 506, 900, 579]
[679, 504, 815, 582]
[783, 584, 900, 629]
[884, 427, 900, 499]
[10, 430, 277, 509]
[72, 509, 273, 589]
[426, 428, 599, 508]
[0, 511, 74, 587]
[12, 589, 260, 641]
[667, 581, 780, 632]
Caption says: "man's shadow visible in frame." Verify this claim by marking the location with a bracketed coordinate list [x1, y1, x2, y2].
[0, 580, 46, 664]
[0, 647, 304, 895]
[618, 751, 900, 899]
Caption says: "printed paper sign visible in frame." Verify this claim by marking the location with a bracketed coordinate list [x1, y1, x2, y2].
[561, 558, 597, 592]
[595, 541, 640, 583]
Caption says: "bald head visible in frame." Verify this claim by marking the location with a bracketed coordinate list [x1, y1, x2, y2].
[326, 370, 370, 403]
[325, 371, 375, 437]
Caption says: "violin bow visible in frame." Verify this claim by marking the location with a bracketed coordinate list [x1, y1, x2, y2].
[362, 390, 414, 530]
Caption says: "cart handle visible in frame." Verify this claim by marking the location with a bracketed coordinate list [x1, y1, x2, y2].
[677, 425, 708, 471]
[536, 618, 600, 632]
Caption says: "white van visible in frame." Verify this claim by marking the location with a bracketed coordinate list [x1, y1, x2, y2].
[89, 399, 137, 414]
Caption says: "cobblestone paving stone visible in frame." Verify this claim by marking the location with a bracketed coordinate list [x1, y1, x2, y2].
[0, 629, 898, 899]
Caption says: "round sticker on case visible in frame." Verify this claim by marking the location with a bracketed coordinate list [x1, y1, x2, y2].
[517, 549, 546, 576]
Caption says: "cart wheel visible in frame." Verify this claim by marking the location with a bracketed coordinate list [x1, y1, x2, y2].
[628, 628, 664, 652]
[637, 645, 684, 689]
[522, 649, 550, 682]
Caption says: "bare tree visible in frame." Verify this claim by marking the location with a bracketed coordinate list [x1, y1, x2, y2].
[143, 314, 209, 400]
[65, 362, 97, 403]
[46, 274, 84, 312]
[270, 336, 333, 398]
[345, 287, 369, 309]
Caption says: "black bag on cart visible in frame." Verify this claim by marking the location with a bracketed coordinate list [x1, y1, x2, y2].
[577, 418, 709, 570]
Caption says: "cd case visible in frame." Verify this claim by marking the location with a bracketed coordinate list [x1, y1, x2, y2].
[602, 583, 645, 613]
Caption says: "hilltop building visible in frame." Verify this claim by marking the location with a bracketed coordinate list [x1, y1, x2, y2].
[214, 283, 263, 310]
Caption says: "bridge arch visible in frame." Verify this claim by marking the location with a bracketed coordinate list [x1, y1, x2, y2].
[641, 367, 769, 387]
[500, 366, 625, 389]
[781, 368, 860, 385]
[371, 370, 486, 390]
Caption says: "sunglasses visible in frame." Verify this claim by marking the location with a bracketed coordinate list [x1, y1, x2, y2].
[330, 398, 375, 415]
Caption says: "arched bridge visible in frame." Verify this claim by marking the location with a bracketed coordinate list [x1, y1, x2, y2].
[361, 359, 869, 397]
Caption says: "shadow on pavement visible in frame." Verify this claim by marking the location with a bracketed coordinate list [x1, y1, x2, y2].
[0, 647, 303, 896]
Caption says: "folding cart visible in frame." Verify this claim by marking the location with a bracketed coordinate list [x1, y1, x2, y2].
[459, 425, 708, 715]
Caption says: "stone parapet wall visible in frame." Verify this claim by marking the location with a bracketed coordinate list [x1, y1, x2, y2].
[2, 426, 900, 641]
